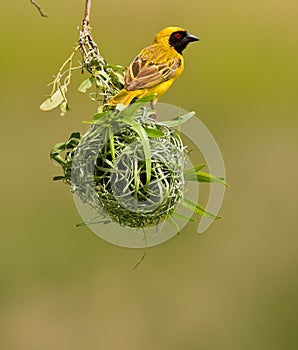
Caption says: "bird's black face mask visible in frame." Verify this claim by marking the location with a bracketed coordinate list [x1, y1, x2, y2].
[169, 31, 199, 54]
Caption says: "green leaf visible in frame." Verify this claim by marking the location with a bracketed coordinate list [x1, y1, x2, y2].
[108, 70, 125, 89]
[40, 87, 66, 111]
[78, 77, 94, 93]
[50, 153, 65, 165]
[51, 142, 67, 153]
[160, 111, 195, 127]
[53, 176, 65, 181]
[115, 94, 156, 118]
[66, 139, 79, 150]
[120, 101, 144, 119]
[105, 64, 125, 71]
[50, 145, 66, 165]
[143, 127, 164, 138]
[182, 197, 221, 219]
[68, 132, 81, 140]
[93, 111, 110, 120]
[132, 94, 157, 104]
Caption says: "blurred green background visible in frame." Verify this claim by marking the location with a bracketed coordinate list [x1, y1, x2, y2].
[1, 0, 297, 349]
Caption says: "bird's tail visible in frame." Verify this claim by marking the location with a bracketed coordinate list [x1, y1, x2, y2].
[108, 89, 138, 107]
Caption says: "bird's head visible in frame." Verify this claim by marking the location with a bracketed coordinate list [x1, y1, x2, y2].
[153, 26, 199, 54]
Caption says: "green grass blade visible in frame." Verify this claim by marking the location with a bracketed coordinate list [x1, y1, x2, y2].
[195, 171, 229, 187]
[119, 94, 156, 120]
[185, 168, 228, 187]
[171, 212, 195, 222]
[108, 126, 115, 161]
[160, 111, 195, 127]
[184, 164, 206, 180]
[167, 216, 180, 235]
[123, 118, 152, 186]
[182, 197, 221, 219]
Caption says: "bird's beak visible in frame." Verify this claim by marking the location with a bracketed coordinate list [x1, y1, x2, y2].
[184, 33, 199, 44]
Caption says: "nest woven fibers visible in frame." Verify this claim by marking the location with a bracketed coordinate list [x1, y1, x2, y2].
[70, 103, 187, 228]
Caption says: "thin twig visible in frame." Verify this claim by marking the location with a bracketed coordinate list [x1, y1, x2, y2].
[30, 0, 48, 17]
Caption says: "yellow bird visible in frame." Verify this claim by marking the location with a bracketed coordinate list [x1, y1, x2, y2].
[108, 26, 199, 106]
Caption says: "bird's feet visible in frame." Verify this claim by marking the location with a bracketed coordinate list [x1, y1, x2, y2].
[149, 101, 157, 121]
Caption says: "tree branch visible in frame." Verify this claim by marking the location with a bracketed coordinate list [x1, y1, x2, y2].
[82, 0, 91, 28]
[30, 0, 48, 17]
[79, 0, 99, 57]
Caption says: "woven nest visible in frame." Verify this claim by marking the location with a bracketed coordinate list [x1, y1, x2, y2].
[70, 108, 186, 228]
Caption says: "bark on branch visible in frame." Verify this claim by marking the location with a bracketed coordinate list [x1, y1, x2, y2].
[79, 0, 100, 57]
[83, 0, 91, 28]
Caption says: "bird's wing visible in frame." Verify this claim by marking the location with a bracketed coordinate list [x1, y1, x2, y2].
[124, 48, 181, 91]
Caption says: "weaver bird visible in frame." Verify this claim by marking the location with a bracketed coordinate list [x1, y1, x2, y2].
[108, 26, 199, 107]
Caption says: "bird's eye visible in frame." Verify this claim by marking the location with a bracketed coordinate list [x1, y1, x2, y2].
[174, 33, 181, 39]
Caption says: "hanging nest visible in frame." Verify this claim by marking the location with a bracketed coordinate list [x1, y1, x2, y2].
[52, 104, 188, 228]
